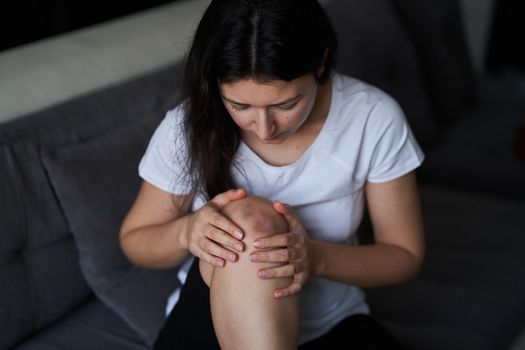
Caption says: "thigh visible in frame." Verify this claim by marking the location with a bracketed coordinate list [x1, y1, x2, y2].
[299, 314, 405, 350]
[153, 258, 220, 350]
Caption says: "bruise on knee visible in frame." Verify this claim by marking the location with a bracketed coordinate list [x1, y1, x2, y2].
[199, 196, 288, 287]
[223, 196, 288, 249]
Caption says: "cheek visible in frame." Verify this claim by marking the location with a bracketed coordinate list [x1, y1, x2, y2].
[229, 111, 253, 129]
[281, 107, 311, 129]
[281, 113, 304, 127]
[283, 92, 317, 127]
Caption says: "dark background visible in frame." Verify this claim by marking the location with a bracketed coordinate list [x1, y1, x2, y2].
[0, 0, 176, 52]
[0, 0, 523, 73]
[486, 0, 525, 73]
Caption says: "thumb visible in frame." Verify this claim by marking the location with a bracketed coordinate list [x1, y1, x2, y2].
[210, 188, 246, 209]
[273, 201, 301, 231]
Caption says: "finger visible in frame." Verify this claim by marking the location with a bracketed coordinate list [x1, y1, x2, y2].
[207, 226, 245, 253]
[210, 188, 246, 209]
[257, 263, 296, 279]
[199, 249, 226, 268]
[249, 249, 293, 263]
[273, 201, 301, 231]
[274, 282, 302, 299]
[254, 232, 292, 249]
[206, 208, 245, 240]
[201, 237, 239, 264]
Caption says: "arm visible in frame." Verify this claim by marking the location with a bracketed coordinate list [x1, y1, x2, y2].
[313, 170, 425, 287]
[119, 180, 247, 269]
[119, 180, 194, 269]
[250, 170, 425, 297]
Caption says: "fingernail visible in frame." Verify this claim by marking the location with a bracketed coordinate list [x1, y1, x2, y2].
[275, 291, 282, 298]
[235, 243, 244, 252]
[249, 254, 258, 262]
[234, 230, 243, 240]
[258, 270, 268, 278]
[229, 254, 237, 262]
[254, 240, 264, 248]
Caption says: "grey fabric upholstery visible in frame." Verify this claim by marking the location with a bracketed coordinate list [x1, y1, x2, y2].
[0, 62, 183, 349]
[420, 98, 525, 199]
[418, 73, 525, 199]
[2, 0, 525, 349]
[41, 119, 181, 346]
[14, 299, 148, 350]
[0, 135, 91, 349]
[366, 185, 525, 350]
[324, 0, 440, 150]
[392, 0, 476, 125]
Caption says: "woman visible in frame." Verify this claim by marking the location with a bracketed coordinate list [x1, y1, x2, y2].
[119, 0, 425, 348]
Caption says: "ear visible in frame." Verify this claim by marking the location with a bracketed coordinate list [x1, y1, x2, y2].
[317, 47, 330, 78]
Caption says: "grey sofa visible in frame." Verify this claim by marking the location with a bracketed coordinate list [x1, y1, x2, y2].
[1, 0, 524, 349]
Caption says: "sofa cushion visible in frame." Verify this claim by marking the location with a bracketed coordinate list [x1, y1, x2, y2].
[365, 184, 525, 349]
[14, 298, 148, 350]
[418, 76, 525, 199]
[392, 0, 476, 125]
[41, 119, 181, 347]
[323, 0, 439, 149]
[386, 323, 490, 350]
[0, 143, 92, 349]
[0, 62, 183, 348]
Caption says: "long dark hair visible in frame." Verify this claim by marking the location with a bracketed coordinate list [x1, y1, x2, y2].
[179, 0, 337, 200]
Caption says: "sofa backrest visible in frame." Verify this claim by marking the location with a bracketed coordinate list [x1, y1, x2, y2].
[392, 0, 476, 125]
[323, 0, 441, 150]
[0, 62, 182, 348]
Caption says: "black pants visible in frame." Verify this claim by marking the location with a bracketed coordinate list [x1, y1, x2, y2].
[154, 259, 405, 349]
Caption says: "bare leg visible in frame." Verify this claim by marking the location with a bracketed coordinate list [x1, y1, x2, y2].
[199, 196, 299, 350]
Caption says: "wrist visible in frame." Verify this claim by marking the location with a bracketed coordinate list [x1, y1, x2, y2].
[176, 213, 191, 251]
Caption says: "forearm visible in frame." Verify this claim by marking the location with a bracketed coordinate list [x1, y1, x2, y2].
[313, 240, 423, 288]
[120, 215, 191, 269]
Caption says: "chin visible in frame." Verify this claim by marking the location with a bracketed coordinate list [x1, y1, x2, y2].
[258, 132, 290, 144]
[259, 138, 284, 145]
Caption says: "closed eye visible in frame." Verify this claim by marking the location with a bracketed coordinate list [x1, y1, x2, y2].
[231, 104, 249, 111]
[277, 103, 298, 110]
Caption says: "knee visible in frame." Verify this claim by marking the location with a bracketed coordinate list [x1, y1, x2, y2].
[222, 196, 288, 248]
[199, 196, 288, 286]
[219, 196, 289, 276]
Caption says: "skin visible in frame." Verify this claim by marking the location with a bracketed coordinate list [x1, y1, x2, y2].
[220, 74, 332, 167]
[119, 182, 249, 314]
[120, 71, 425, 348]
[215, 73, 425, 299]
[200, 196, 299, 350]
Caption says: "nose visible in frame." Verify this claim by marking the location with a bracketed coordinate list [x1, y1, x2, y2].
[255, 109, 275, 140]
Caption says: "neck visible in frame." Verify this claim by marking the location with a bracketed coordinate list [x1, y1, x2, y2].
[306, 76, 333, 127]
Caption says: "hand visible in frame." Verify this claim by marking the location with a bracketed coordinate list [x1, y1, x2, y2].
[181, 189, 247, 267]
[249, 201, 317, 299]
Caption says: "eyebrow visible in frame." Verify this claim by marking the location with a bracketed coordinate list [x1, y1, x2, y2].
[221, 94, 302, 107]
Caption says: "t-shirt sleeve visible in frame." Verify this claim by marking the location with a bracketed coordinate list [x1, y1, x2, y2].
[366, 93, 425, 183]
[138, 106, 193, 194]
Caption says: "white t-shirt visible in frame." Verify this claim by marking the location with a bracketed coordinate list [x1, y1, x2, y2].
[138, 73, 425, 344]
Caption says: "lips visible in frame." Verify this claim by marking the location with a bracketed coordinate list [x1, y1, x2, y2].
[259, 132, 285, 143]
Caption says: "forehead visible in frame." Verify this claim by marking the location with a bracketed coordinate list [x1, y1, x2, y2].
[219, 75, 314, 105]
